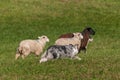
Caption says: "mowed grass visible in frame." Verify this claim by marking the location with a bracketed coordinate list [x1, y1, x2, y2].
[0, 0, 120, 80]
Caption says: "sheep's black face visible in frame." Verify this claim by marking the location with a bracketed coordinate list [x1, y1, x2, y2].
[87, 27, 95, 35]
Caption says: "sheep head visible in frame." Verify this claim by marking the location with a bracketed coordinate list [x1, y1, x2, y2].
[73, 33, 83, 39]
[38, 35, 49, 42]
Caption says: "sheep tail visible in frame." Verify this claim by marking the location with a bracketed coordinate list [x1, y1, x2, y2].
[15, 46, 23, 60]
[17, 46, 23, 54]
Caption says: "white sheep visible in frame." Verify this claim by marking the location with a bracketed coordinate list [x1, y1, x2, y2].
[15, 35, 49, 60]
[55, 32, 83, 49]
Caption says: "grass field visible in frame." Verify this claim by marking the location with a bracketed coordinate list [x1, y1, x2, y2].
[0, 0, 120, 80]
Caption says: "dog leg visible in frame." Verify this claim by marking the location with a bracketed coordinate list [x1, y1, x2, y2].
[40, 58, 48, 63]
[73, 56, 81, 60]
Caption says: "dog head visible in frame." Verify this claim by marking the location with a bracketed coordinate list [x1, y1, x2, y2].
[69, 44, 79, 54]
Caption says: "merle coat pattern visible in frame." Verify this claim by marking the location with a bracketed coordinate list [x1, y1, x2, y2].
[40, 44, 81, 63]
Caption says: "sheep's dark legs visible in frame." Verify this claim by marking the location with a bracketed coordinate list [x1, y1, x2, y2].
[78, 47, 87, 53]
[81, 47, 87, 53]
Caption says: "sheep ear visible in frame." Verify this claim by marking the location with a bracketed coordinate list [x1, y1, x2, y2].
[79, 33, 83, 39]
[73, 33, 75, 35]
[73, 32, 80, 36]
[38, 36, 41, 39]
[77, 33, 80, 36]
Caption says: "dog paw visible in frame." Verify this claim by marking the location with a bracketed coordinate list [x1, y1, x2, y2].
[77, 57, 81, 60]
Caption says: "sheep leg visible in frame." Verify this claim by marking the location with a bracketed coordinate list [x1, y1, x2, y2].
[21, 55, 25, 59]
[82, 47, 87, 53]
[15, 53, 20, 60]
[35, 51, 41, 57]
[21, 51, 30, 59]
[84, 48, 87, 53]
[78, 49, 81, 53]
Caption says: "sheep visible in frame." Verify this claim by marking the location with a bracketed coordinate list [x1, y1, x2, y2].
[15, 35, 49, 60]
[79, 27, 95, 53]
[58, 27, 95, 53]
[55, 32, 83, 50]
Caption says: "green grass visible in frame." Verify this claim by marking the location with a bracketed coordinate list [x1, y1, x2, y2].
[0, 0, 120, 80]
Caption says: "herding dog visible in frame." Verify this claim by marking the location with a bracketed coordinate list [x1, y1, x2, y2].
[39, 44, 81, 63]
